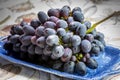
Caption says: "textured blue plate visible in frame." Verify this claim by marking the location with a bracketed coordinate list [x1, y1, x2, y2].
[0, 41, 120, 80]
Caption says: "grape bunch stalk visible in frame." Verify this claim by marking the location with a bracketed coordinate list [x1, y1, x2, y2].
[3, 6, 106, 76]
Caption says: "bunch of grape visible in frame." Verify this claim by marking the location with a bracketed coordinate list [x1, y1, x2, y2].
[4, 6, 105, 76]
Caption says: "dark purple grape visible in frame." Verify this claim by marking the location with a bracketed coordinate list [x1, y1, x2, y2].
[38, 11, 48, 24]
[62, 5, 71, 11]
[67, 17, 74, 24]
[44, 28, 56, 36]
[75, 61, 87, 76]
[63, 61, 75, 73]
[12, 25, 23, 35]
[23, 25, 35, 35]
[72, 7, 82, 13]
[76, 24, 87, 38]
[72, 46, 80, 54]
[81, 40, 92, 53]
[52, 61, 63, 70]
[61, 48, 72, 62]
[35, 26, 45, 37]
[20, 35, 32, 46]
[48, 16, 59, 23]
[95, 32, 104, 41]
[93, 40, 105, 51]
[69, 21, 81, 31]
[90, 43, 100, 56]
[73, 11, 84, 22]
[82, 57, 87, 62]
[43, 45, 53, 56]
[13, 43, 21, 52]
[47, 8, 60, 18]
[84, 53, 90, 59]
[31, 36, 37, 45]
[20, 45, 28, 52]
[20, 21, 28, 27]
[30, 19, 41, 29]
[85, 34, 94, 42]
[9, 34, 20, 44]
[57, 28, 66, 37]
[86, 58, 98, 69]
[84, 21, 91, 29]
[28, 44, 35, 55]
[36, 36, 46, 48]
[44, 21, 56, 29]
[70, 56, 77, 62]
[3, 41, 13, 51]
[60, 6, 70, 19]
[35, 46, 43, 55]
[56, 20, 68, 29]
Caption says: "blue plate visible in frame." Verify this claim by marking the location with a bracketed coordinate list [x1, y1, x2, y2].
[0, 41, 120, 80]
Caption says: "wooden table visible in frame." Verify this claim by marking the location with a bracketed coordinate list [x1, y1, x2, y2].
[0, 0, 120, 80]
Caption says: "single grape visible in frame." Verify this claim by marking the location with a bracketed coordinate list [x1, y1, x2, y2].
[67, 16, 74, 24]
[62, 5, 71, 11]
[30, 19, 41, 29]
[57, 28, 66, 37]
[86, 58, 98, 69]
[73, 11, 84, 22]
[93, 40, 105, 51]
[69, 21, 81, 31]
[38, 11, 48, 24]
[20, 35, 32, 46]
[51, 54, 59, 60]
[84, 53, 90, 59]
[41, 55, 49, 62]
[52, 45, 64, 58]
[72, 7, 82, 13]
[72, 46, 80, 54]
[20, 45, 28, 52]
[52, 61, 63, 70]
[82, 57, 87, 62]
[56, 20, 68, 29]
[70, 35, 81, 46]
[75, 61, 87, 76]
[63, 61, 75, 73]
[95, 32, 104, 41]
[13, 43, 21, 52]
[43, 45, 53, 56]
[31, 36, 37, 45]
[60, 6, 70, 19]
[44, 21, 56, 29]
[12, 25, 23, 35]
[44, 28, 56, 36]
[70, 56, 77, 62]
[47, 8, 60, 18]
[62, 32, 73, 44]
[9, 34, 20, 44]
[61, 48, 72, 62]
[76, 24, 87, 38]
[85, 34, 94, 42]
[20, 21, 28, 27]
[84, 21, 91, 29]
[3, 41, 13, 51]
[35, 46, 43, 55]
[35, 26, 45, 37]
[81, 40, 92, 53]
[28, 44, 35, 55]
[48, 16, 59, 23]
[23, 25, 35, 35]
[46, 35, 59, 46]
[36, 36, 46, 48]
[90, 43, 100, 56]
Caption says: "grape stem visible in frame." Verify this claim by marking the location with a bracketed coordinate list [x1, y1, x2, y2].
[86, 11, 120, 34]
